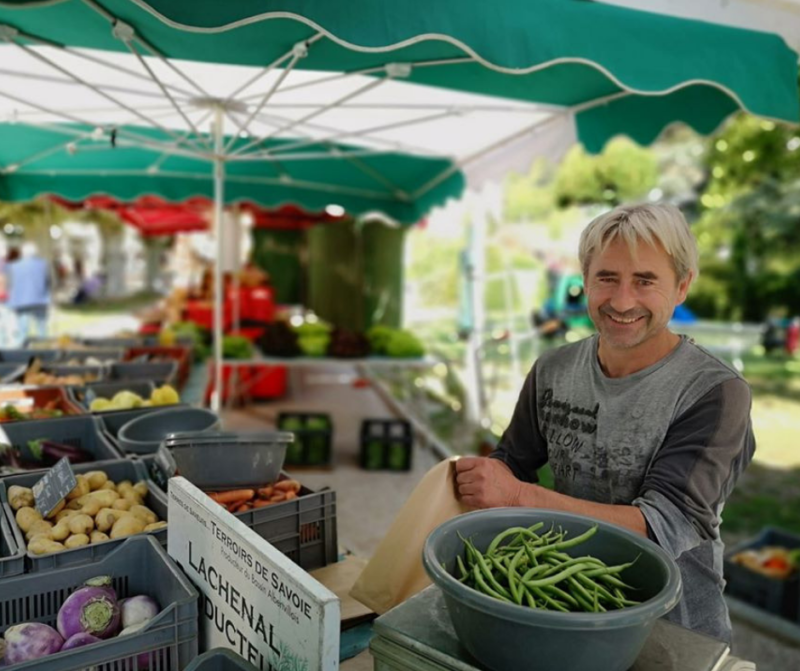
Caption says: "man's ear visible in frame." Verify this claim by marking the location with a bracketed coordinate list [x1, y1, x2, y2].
[676, 271, 693, 304]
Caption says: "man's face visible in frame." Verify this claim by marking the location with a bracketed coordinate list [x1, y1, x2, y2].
[584, 237, 691, 351]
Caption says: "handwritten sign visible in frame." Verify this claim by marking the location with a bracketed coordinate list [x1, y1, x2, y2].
[33, 458, 76, 517]
[167, 477, 340, 671]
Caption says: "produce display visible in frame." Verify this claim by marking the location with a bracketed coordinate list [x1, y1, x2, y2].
[0, 574, 160, 666]
[451, 523, 641, 612]
[730, 545, 800, 579]
[22, 358, 99, 387]
[205, 478, 301, 513]
[222, 335, 254, 360]
[7, 472, 166, 556]
[327, 328, 370, 358]
[292, 321, 332, 357]
[89, 385, 180, 412]
[257, 322, 301, 357]
[0, 401, 66, 423]
[367, 325, 425, 358]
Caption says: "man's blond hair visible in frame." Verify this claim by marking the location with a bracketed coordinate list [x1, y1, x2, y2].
[578, 203, 699, 284]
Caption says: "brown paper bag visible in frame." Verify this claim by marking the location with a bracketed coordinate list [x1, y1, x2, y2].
[349, 457, 469, 614]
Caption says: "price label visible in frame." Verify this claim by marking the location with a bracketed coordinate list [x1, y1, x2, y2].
[32, 458, 77, 517]
[151, 444, 178, 490]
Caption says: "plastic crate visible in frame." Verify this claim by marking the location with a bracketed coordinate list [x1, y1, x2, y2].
[0, 414, 123, 464]
[0, 505, 24, 578]
[124, 346, 192, 387]
[107, 361, 178, 386]
[40, 363, 106, 385]
[69, 380, 156, 410]
[724, 527, 800, 620]
[0, 535, 198, 671]
[360, 419, 414, 472]
[277, 412, 333, 467]
[0, 386, 84, 423]
[0, 348, 61, 363]
[185, 648, 259, 671]
[98, 405, 188, 445]
[57, 348, 125, 364]
[1, 458, 167, 573]
[0, 362, 24, 384]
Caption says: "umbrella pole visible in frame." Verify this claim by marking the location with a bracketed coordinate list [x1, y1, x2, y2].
[211, 106, 225, 413]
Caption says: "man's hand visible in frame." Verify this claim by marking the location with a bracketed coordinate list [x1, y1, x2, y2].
[455, 456, 525, 509]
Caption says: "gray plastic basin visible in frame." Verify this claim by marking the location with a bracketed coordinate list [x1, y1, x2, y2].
[117, 407, 220, 454]
[423, 508, 682, 671]
[164, 431, 293, 489]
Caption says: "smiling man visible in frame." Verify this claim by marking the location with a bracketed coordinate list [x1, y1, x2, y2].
[455, 203, 755, 642]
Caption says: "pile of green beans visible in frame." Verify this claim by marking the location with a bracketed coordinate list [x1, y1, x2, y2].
[451, 523, 641, 612]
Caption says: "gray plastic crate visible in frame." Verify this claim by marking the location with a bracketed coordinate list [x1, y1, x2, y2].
[0, 362, 24, 384]
[69, 380, 156, 409]
[40, 363, 106, 384]
[0, 415, 122, 464]
[0, 535, 198, 671]
[107, 361, 178, 385]
[1, 458, 167, 573]
[185, 649, 259, 671]
[57, 348, 125, 363]
[0, 505, 24, 578]
[0, 348, 61, 363]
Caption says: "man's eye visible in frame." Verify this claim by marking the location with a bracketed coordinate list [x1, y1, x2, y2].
[638, 280, 653, 287]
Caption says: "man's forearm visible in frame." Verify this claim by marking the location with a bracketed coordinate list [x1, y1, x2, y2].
[517, 483, 648, 538]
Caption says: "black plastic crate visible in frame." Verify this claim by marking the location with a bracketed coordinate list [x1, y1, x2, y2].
[360, 419, 414, 471]
[1, 458, 167, 573]
[0, 505, 24, 578]
[724, 527, 800, 620]
[0, 414, 122, 464]
[0, 535, 198, 671]
[107, 361, 178, 385]
[0, 362, 24, 384]
[277, 412, 333, 466]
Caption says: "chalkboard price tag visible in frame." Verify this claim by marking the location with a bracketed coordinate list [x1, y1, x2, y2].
[32, 458, 77, 517]
[151, 444, 178, 490]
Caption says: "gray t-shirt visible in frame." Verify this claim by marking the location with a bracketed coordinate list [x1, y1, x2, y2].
[491, 334, 755, 643]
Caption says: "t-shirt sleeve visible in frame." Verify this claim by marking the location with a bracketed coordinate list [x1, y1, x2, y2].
[488, 363, 549, 483]
[632, 377, 755, 559]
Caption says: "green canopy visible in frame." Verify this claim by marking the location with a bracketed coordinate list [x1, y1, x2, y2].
[0, 124, 463, 224]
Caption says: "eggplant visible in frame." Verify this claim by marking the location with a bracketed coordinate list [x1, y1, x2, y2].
[27, 439, 94, 466]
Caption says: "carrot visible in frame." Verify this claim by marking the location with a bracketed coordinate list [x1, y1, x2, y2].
[257, 486, 274, 499]
[234, 502, 252, 513]
[213, 489, 255, 505]
[274, 479, 301, 493]
[207, 492, 222, 503]
[285, 491, 298, 501]
[253, 499, 274, 509]
[270, 492, 287, 503]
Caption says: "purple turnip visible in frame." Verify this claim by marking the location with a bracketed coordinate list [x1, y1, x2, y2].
[3, 623, 64, 664]
[120, 596, 159, 629]
[119, 623, 152, 669]
[83, 576, 117, 601]
[57, 585, 120, 640]
[60, 632, 102, 652]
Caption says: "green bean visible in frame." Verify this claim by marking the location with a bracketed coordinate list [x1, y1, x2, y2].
[528, 584, 570, 612]
[540, 584, 580, 609]
[576, 574, 623, 607]
[475, 550, 513, 599]
[523, 562, 596, 588]
[486, 523, 544, 555]
[473, 565, 513, 602]
[456, 555, 469, 581]
[507, 548, 527, 605]
[583, 561, 634, 579]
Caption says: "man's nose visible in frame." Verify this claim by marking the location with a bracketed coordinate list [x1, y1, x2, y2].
[608, 283, 637, 313]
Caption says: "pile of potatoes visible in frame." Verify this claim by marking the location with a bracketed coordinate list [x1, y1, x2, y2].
[7, 470, 167, 556]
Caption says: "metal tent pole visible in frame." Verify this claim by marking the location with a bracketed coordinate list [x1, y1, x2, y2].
[211, 105, 225, 412]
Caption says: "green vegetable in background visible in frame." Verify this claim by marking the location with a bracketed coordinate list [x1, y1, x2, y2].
[385, 330, 425, 358]
[292, 321, 332, 338]
[222, 335, 254, 360]
[388, 442, 409, 470]
[306, 416, 329, 431]
[364, 441, 384, 470]
[307, 435, 328, 465]
[367, 325, 395, 355]
[298, 335, 330, 357]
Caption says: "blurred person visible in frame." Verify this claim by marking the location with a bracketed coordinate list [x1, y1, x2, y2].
[455, 203, 755, 643]
[7, 241, 51, 345]
[0, 247, 20, 346]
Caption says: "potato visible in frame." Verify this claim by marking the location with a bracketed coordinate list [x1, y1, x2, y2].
[80, 500, 104, 517]
[133, 482, 149, 498]
[68, 514, 94, 536]
[55, 509, 78, 523]
[110, 515, 146, 539]
[45, 499, 66, 520]
[66, 499, 83, 511]
[144, 521, 167, 532]
[116, 481, 134, 496]
[129, 505, 158, 526]
[8, 485, 34, 511]
[112, 498, 134, 511]
[64, 534, 90, 549]
[95, 508, 127, 532]
[84, 471, 109, 491]
[26, 532, 52, 546]
[25, 520, 54, 541]
[50, 521, 71, 542]
[15, 507, 43, 533]
[66, 475, 90, 500]
[99, 481, 117, 492]
[28, 538, 65, 556]
[77, 490, 119, 508]
[90, 531, 110, 544]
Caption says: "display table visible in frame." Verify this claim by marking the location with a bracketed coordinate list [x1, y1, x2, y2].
[365, 586, 755, 671]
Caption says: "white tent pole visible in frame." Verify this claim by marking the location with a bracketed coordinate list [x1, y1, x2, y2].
[211, 104, 225, 413]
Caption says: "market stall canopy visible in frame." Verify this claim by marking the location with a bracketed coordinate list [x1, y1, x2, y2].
[0, 0, 796, 222]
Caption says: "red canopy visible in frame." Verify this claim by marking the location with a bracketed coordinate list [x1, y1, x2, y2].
[48, 196, 344, 236]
